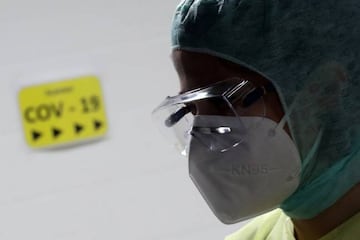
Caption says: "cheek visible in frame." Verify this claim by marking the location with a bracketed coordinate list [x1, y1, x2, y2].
[233, 98, 266, 117]
[264, 94, 285, 123]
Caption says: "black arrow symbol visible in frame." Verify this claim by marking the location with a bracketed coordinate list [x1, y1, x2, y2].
[74, 123, 84, 134]
[94, 120, 102, 130]
[32, 130, 42, 141]
[52, 128, 62, 138]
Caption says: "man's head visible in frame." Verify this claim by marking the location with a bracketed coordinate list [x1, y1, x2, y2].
[164, 0, 360, 220]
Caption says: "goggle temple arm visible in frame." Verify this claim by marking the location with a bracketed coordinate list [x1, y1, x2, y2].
[240, 82, 276, 107]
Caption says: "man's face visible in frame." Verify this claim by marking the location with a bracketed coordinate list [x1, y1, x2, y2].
[172, 49, 287, 129]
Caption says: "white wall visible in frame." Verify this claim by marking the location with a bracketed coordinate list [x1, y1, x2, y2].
[0, 1, 247, 239]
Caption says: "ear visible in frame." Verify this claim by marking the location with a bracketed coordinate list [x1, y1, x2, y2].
[304, 61, 348, 99]
[324, 62, 348, 83]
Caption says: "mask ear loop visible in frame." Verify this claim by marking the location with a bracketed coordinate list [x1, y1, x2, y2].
[275, 101, 295, 132]
[273, 94, 325, 182]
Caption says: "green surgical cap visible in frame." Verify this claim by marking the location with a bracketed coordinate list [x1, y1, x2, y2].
[171, 0, 360, 219]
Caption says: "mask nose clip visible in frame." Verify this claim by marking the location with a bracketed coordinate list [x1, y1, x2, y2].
[192, 126, 232, 134]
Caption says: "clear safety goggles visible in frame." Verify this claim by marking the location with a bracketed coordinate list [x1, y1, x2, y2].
[152, 77, 275, 155]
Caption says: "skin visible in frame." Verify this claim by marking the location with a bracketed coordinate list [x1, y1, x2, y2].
[172, 49, 360, 240]
[173, 49, 285, 124]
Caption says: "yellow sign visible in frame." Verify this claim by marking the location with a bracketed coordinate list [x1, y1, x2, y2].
[18, 76, 108, 148]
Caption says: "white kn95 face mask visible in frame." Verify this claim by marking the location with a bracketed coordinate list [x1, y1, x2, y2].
[188, 115, 301, 224]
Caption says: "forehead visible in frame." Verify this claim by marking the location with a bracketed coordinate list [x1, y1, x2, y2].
[172, 50, 268, 94]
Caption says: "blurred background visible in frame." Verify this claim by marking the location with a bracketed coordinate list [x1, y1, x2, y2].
[0, 1, 247, 239]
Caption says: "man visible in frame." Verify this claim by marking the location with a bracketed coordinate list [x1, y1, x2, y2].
[152, 1, 360, 239]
